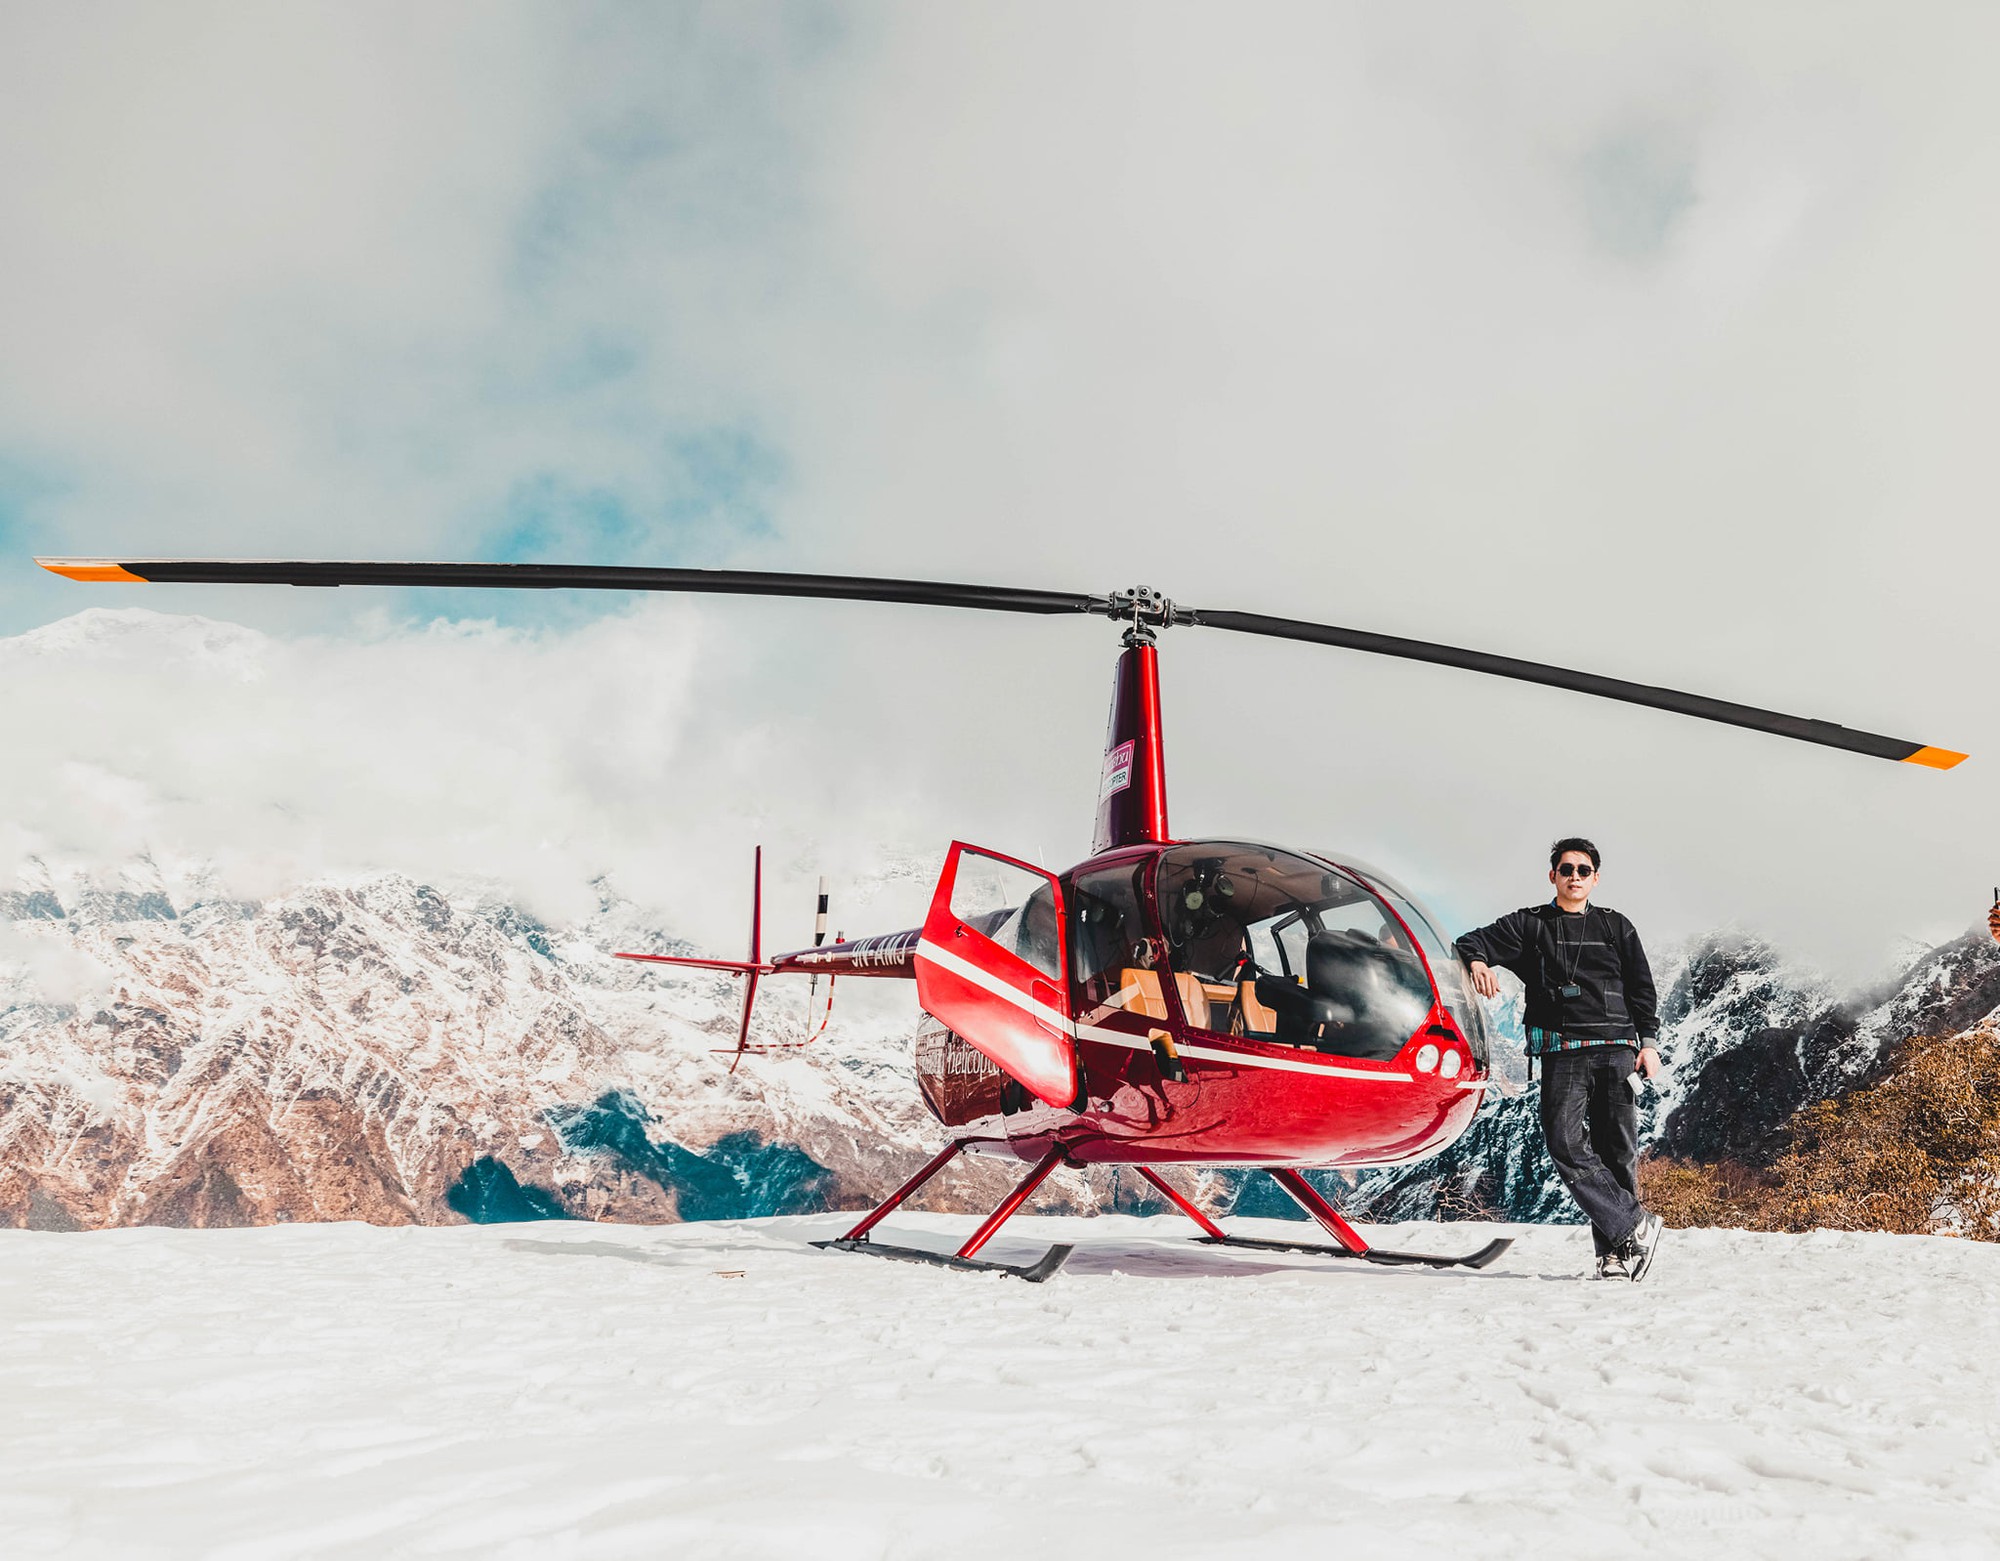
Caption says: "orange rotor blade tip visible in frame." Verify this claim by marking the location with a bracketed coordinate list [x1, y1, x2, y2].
[1901, 745, 1969, 770]
[36, 558, 146, 583]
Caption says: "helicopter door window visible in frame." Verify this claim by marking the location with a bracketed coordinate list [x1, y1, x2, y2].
[1267, 913, 1311, 980]
[1065, 860, 1202, 1026]
[920, 842, 1077, 1110]
[1240, 911, 1309, 1037]
[1247, 920, 1284, 976]
[1068, 863, 1150, 1014]
[948, 850, 1063, 981]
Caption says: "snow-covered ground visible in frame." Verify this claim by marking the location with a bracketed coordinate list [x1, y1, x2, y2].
[1, 1216, 1995, 1559]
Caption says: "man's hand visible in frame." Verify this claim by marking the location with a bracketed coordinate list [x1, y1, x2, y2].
[1637, 1045, 1662, 1080]
[1467, 960, 1500, 999]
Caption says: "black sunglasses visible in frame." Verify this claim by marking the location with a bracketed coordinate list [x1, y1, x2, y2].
[1555, 863, 1596, 878]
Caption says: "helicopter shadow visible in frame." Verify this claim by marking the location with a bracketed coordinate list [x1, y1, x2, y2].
[967, 1235, 1540, 1283]
[1056, 1238, 1322, 1280]
[496, 1228, 1548, 1283]
[501, 1237, 697, 1271]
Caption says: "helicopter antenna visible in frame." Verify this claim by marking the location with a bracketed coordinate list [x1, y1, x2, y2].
[36, 558, 1966, 769]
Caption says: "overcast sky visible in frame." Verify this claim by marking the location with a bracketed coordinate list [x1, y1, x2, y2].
[1, 3, 1995, 974]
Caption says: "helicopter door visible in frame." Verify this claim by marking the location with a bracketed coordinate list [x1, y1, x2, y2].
[916, 843, 1079, 1109]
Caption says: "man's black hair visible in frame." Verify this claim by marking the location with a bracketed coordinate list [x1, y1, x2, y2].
[1550, 837, 1601, 872]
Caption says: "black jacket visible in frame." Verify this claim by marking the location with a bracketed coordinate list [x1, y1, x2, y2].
[1454, 903, 1658, 1044]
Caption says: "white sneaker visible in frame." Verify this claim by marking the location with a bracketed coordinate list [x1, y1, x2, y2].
[1594, 1251, 1630, 1281]
[1623, 1213, 1664, 1283]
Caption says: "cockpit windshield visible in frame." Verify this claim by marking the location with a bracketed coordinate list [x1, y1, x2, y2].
[1153, 843, 1435, 1061]
[1332, 858, 1493, 1069]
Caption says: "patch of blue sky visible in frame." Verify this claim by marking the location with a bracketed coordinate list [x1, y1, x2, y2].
[0, 454, 88, 636]
[537, 333, 643, 401]
[1579, 127, 1699, 262]
[507, 180, 603, 306]
[502, 10, 836, 307]
[399, 423, 787, 630]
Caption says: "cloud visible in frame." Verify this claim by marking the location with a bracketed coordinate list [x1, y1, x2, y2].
[1, 5, 1997, 974]
[0, 921, 112, 1008]
[0, 603, 1056, 950]
[0, 3, 824, 630]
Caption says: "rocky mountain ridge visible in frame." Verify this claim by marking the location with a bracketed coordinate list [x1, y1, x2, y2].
[0, 869, 1001, 1230]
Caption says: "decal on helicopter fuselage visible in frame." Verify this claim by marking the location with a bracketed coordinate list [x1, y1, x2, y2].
[795, 929, 921, 969]
[1097, 739, 1134, 804]
[914, 1020, 1001, 1079]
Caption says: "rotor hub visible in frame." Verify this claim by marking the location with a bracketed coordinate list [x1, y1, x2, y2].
[1103, 585, 1180, 645]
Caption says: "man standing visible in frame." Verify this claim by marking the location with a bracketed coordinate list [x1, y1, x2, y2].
[1455, 838, 1666, 1281]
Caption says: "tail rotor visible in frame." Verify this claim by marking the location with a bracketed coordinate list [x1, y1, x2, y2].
[613, 849, 841, 1068]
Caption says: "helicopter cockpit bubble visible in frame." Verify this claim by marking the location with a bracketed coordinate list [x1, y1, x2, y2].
[1332, 858, 1493, 1070]
[1155, 843, 1437, 1059]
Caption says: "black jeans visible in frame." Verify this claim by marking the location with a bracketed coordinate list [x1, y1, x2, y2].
[1538, 1045, 1645, 1256]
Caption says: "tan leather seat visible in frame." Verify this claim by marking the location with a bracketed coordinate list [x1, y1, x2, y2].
[1116, 968, 1211, 1027]
[1236, 980, 1279, 1036]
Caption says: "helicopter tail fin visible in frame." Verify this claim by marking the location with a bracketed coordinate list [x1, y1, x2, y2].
[613, 850, 843, 1061]
[733, 847, 763, 1056]
[614, 849, 769, 1061]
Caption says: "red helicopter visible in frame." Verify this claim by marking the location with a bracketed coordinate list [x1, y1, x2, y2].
[38, 557, 1966, 1279]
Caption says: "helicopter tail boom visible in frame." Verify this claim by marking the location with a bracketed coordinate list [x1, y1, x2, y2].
[616, 952, 772, 974]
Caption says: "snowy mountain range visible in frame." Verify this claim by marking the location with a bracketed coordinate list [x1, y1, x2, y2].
[0, 866, 980, 1230]
[2, 864, 1995, 1231]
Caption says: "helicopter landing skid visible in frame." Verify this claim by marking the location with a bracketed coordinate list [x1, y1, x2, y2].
[1193, 1232, 1513, 1270]
[1134, 1164, 1511, 1272]
[814, 1138, 1075, 1282]
[811, 1236, 1074, 1282]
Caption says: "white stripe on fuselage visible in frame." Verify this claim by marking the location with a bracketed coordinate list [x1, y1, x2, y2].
[1076, 1024, 1414, 1083]
[916, 939, 1443, 1086]
[915, 940, 1076, 1034]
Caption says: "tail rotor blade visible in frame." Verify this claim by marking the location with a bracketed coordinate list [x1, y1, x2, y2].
[810, 876, 829, 1002]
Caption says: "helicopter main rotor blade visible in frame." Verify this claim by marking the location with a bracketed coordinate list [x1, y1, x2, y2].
[33, 557, 1102, 619]
[1182, 605, 1965, 769]
[35, 556, 1965, 767]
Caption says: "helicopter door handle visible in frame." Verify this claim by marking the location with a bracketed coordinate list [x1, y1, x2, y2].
[1148, 1028, 1188, 1084]
[1028, 978, 1068, 1038]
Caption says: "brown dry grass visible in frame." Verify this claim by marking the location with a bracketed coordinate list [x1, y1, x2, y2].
[1640, 1155, 1780, 1231]
[1644, 1027, 2000, 1240]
